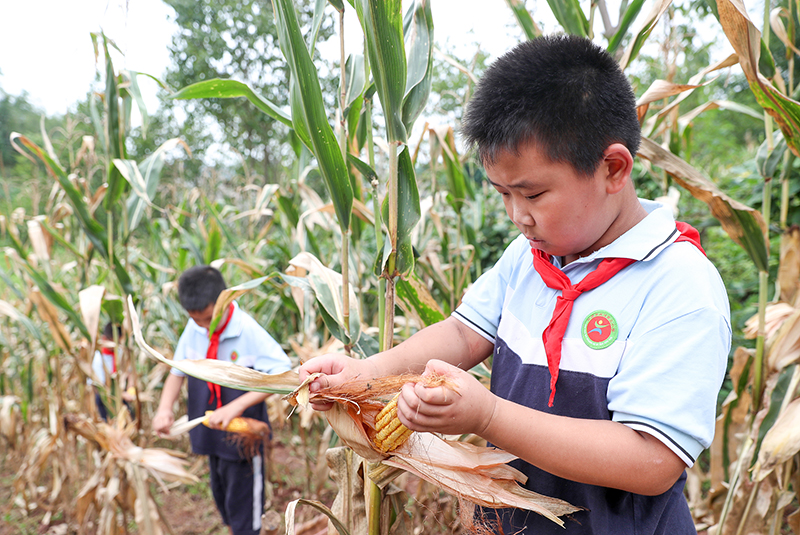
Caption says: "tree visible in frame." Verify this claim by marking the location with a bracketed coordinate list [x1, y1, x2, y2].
[163, 0, 335, 183]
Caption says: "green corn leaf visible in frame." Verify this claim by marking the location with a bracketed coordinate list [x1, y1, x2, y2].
[328, 0, 344, 10]
[619, 0, 672, 70]
[381, 147, 420, 275]
[606, 0, 646, 54]
[202, 196, 245, 260]
[347, 153, 378, 182]
[430, 125, 470, 212]
[309, 0, 328, 55]
[104, 38, 128, 210]
[505, 0, 542, 40]
[273, 0, 354, 232]
[11, 134, 109, 258]
[401, 0, 434, 133]
[89, 93, 107, 154]
[396, 271, 445, 327]
[353, 0, 408, 143]
[0, 300, 45, 347]
[638, 137, 769, 271]
[756, 133, 787, 179]
[123, 70, 150, 139]
[545, 0, 589, 36]
[5, 244, 91, 340]
[343, 54, 367, 113]
[171, 79, 293, 128]
[125, 138, 190, 235]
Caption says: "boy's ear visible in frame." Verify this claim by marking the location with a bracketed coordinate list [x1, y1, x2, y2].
[601, 143, 634, 194]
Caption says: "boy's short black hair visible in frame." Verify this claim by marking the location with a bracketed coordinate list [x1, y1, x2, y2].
[462, 34, 641, 176]
[177, 265, 227, 312]
[102, 322, 122, 340]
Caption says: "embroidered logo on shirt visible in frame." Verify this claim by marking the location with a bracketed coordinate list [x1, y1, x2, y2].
[230, 351, 239, 362]
[581, 310, 618, 349]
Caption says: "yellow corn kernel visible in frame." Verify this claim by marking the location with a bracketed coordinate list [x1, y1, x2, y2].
[373, 394, 413, 453]
[202, 410, 250, 434]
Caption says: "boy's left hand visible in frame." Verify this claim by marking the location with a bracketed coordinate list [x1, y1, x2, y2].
[206, 403, 244, 431]
[396, 359, 497, 437]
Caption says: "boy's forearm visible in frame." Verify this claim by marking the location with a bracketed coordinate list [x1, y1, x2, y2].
[223, 391, 269, 416]
[368, 316, 493, 377]
[156, 373, 184, 414]
[481, 397, 686, 496]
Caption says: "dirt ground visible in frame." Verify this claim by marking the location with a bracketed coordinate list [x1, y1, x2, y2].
[0, 436, 335, 535]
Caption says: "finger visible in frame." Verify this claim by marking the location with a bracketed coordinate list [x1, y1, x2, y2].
[309, 374, 331, 393]
[413, 382, 452, 405]
[309, 400, 334, 411]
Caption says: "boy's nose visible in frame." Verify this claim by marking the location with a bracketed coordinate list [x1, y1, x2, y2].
[510, 200, 535, 226]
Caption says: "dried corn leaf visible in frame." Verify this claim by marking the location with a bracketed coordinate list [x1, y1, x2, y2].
[766, 309, 800, 370]
[744, 302, 796, 341]
[753, 397, 800, 480]
[779, 226, 800, 305]
[128, 295, 299, 395]
[79, 285, 106, 349]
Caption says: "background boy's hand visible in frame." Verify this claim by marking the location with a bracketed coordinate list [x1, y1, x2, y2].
[299, 353, 379, 411]
[396, 359, 497, 437]
[152, 409, 175, 436]
[206, 403, 244, 430]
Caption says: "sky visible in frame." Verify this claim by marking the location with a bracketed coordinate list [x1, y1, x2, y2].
[0, 0, 529, 116]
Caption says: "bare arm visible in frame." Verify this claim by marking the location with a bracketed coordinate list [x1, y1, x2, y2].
[299, 317, 494, 408]
[153, 373, 184, 435]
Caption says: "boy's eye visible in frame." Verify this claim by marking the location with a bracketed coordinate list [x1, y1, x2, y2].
[526, 192, 543, 200]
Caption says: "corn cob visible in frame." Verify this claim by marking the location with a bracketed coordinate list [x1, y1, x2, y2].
[202, 410, 252, 434]
[373, 394, 413, 453]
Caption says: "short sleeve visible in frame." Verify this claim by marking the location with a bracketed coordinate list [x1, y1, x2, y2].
[170, 326, 191, 378]
[252, 330, 292, 374]
[453, 234, 529, 343]
[608, 249, 731, 466]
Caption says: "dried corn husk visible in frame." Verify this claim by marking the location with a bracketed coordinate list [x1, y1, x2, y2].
[753, 397, 800, 481]
[744, 302, 796, 341]
[64, 414, 197, 487]
[286, 375, 581, 526]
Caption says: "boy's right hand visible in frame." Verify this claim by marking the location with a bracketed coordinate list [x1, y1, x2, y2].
[299, 353, 380, 411]
[152, 409, 174, 437]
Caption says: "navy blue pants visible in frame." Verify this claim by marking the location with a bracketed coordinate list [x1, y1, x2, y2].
[208, 454, 265, 535]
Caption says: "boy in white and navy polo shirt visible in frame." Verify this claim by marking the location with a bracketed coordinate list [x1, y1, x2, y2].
[299, 35, 730, 535]
[153, 266, 291, 535]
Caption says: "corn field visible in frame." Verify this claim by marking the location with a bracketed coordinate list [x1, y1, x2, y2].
[3, 0, 800, 533]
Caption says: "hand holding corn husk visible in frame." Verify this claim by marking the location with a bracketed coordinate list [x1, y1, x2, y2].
[291, 361, 582, 527]
[396, 359, 495, 437]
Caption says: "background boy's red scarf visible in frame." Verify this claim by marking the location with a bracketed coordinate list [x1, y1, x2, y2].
[206, 303, 234, 408]
[100, 347, 116, 373]
[532, 222, 705, 407]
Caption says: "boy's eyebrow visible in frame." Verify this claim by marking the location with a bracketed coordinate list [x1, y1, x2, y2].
[486, 177, 542, 190]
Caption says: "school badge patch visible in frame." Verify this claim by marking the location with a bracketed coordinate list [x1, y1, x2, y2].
[581, 310, 618, 349]
[230, 351, 239, 362]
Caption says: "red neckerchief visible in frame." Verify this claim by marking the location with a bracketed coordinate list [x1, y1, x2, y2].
[205, 303, 235, 408]
[532, 221, 705, 407]
[100, 346, 116, 373]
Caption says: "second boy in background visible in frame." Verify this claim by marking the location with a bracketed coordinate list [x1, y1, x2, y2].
[153, 265, 291, 535]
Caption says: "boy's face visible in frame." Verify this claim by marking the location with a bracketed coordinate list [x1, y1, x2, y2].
[187, 304, 215, 330]
[485, 142, 635, 264]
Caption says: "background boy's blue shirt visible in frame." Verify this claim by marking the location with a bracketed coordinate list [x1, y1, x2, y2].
[170, 301, 291, 460]
[170, 301, 292, 376]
